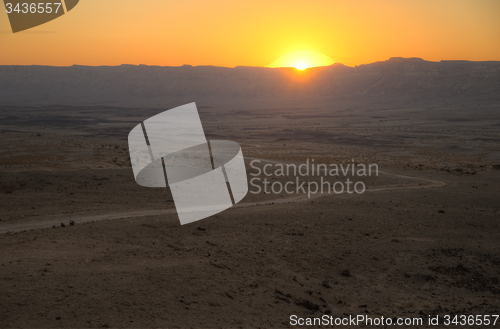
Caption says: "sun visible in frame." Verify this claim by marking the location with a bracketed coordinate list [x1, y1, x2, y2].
[295, 62, 307, 70]
[267, 50, 335, 70]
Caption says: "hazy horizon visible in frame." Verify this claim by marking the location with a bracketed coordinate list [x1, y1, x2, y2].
[2, 56, 500, 69]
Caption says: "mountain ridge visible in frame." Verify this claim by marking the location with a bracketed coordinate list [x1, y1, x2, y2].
[1, 58, 499, 108]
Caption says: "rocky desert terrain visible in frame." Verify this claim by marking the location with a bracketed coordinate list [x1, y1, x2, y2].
[1, 59, 499, 328]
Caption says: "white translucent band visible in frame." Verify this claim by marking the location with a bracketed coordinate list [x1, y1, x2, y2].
[128, 103, 248, 224]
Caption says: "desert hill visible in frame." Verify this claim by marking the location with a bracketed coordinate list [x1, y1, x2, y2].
[0, 58, 499, 108]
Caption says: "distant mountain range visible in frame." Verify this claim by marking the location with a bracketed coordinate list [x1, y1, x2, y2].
[1, 58, 499, 108]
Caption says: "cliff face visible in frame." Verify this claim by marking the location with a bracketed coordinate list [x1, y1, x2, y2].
[0, 58, 499, 108]
[347, 58, 500, 97]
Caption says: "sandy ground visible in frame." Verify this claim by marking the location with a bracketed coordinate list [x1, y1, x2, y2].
[1, 170, 499, 328]
[0, 104, 499, 328]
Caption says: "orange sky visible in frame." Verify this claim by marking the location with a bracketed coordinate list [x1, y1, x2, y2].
[1, 0, 499, 67]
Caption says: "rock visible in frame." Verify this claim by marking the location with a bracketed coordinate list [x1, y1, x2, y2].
[295, 298, 319, 311]
[322, 280, 331, 289]
[341, 269, 351, 277]
[69, 220, 75, 226]
[275, 295, 290, 303]
[61, 223, 65, 227]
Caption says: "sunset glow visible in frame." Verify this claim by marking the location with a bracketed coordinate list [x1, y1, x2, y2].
[267, 50, 335, 70]
[295, 63, 307, 70]
[0, 0, 499, 67]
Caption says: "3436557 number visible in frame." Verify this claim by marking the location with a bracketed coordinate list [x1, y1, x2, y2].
[5, 2, 62, 14]
[443, 315, 499, 326]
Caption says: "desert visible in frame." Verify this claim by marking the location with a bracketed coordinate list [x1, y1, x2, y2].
[0, 59, 499, 328]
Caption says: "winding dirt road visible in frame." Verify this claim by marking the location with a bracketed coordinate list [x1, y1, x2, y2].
[0, 160, 446, 234]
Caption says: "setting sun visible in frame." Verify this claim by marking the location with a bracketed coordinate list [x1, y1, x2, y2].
[295, 62, 307, 70]
[267, 50, 335, 69]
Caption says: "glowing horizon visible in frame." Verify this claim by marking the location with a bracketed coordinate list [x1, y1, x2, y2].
[267, 50, 335, 70]
[1, 0, 499, 67]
